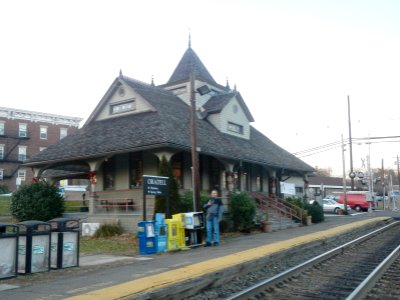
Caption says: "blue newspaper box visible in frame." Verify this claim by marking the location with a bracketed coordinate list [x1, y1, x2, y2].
[0, 222, 19, 279]
[137, 221, 156, 255]
[17, 221, 51, 274]
[155, 213, 165, 225]
[156, 224, 167, 252]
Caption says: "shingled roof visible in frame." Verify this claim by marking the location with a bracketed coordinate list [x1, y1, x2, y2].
[26, 77, 313, 173]
[203, 92, 255, 122]
[167, 47, 216, 85]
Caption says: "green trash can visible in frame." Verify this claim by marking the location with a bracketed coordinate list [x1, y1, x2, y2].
[0, 222, 19, 279]
[48, 218, 80, 269]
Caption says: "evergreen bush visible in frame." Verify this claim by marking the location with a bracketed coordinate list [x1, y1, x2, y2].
[154, 155, 183, 217]
[304, 201, 324, 223]
[93, 223, 123, 238]
[180, 190, 210, 212]
[11, 182, 64, 221]
[0, 184, 9, 194]
[230, 193, 256, 231]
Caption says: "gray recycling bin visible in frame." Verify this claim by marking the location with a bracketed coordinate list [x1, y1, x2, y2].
[0, 223, 19, 279]
[17, 221, 51, 274]
[48, 218, 80, 269]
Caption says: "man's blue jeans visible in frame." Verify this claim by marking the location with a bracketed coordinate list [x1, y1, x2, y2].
[206, 216, 219, 243]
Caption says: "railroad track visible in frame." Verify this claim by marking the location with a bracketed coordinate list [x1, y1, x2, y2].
[227, 221, 400, 300]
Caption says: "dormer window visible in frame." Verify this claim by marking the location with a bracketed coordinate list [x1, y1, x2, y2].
[227, 122, 243, 134]
[110, 99, 136, 115]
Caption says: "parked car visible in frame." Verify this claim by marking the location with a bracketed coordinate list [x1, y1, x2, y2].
[322, 198, 351, 214]
[337, 193, 374, 212]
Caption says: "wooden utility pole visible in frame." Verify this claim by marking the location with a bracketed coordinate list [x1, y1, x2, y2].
[190, 72, 201, 212]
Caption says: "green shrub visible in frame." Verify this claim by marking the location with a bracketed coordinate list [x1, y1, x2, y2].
[304, 201, 324, 223]
[154, 155, 183, 217]
[0, 184, 9, 194]
[10, 182, 64, 221]
[180, 191, 210, 212]
[285, 196, 305, 209]
[230, 193, 256, 231]
[93, 223, 123, 238]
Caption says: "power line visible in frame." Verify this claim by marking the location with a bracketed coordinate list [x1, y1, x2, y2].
[293, 135, 400, 158]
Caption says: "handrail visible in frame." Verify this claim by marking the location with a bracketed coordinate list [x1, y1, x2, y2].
[249, 192, 304, 224]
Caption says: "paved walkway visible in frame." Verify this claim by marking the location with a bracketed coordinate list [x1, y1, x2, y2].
[1, 210, 398, 300]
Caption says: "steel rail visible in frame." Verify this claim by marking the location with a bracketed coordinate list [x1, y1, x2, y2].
[346, 243, 400, 300]
[226, 220, 399, 300]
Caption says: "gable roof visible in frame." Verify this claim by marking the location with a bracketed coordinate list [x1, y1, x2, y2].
[26, 77, 313, 173]
[203, 92, 255, 122]
[167, 47, 216, 85]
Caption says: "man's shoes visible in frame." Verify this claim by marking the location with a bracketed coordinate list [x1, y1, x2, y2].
[204, 242, 212, 247]
[213, 242, 219, 246]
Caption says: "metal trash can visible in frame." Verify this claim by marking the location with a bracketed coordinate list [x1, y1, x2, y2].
[48, 218, 80, 269]
[0, 223, 19, 279]
[17, 221, 51, 274]
[137, 221, 157, 255]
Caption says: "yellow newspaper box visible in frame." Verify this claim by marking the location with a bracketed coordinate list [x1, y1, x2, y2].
[165, 219, 180, 250]
[172, 213, 186, 247]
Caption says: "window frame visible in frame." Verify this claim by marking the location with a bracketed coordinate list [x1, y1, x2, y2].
[60, 128, 68, 139]
[0, 122, 4, 135]
[0, 144, 4, 160]
[18, 146, 27, 161]
[19, 123, 27, 138]
[0, 169, 3, 180]
[227, 122, 244, 134]
[110, 99, 136, 115]
[40, 126, 48, 140]
[18, 169, 26, 181]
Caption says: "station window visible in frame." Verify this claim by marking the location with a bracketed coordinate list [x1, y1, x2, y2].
[227, 122, 243, 134]
[110, 100, 135, 115]
[0, 145, 4, 160]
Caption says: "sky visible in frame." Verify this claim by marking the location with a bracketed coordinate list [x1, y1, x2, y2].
[1, 0, 400, 177]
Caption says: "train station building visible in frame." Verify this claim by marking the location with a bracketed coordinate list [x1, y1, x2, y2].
[24, 42, 314, 227]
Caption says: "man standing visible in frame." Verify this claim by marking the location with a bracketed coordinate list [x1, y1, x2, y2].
[204, 190, 224, 246]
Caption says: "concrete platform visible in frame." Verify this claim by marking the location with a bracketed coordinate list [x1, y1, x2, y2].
[1, 210, 398, 300]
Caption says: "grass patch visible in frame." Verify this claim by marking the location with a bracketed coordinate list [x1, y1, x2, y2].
[64, 200, 82, 212]
[0, 196, 11, 215]
[80, 233, 138, 256]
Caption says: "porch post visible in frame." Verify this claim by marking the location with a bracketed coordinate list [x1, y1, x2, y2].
[87, 159, 104, 215]
[269, 170, 277, 196]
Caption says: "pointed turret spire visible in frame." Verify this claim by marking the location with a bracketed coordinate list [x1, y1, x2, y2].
[188, 31, 191, 48]
[234, 84, 237, 91]
[226, 77, 230, 89]
[167, 46, 216, 85]
[151, 75, 155, 86]
[119, 69, 123, 78]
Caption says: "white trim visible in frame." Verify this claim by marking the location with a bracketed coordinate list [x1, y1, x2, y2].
[0, 106, 82, 127]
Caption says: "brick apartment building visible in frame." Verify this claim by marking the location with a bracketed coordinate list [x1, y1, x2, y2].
[0, 107, 82, 191]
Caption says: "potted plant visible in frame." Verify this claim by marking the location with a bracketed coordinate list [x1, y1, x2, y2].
[260, 212, 272, 233]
